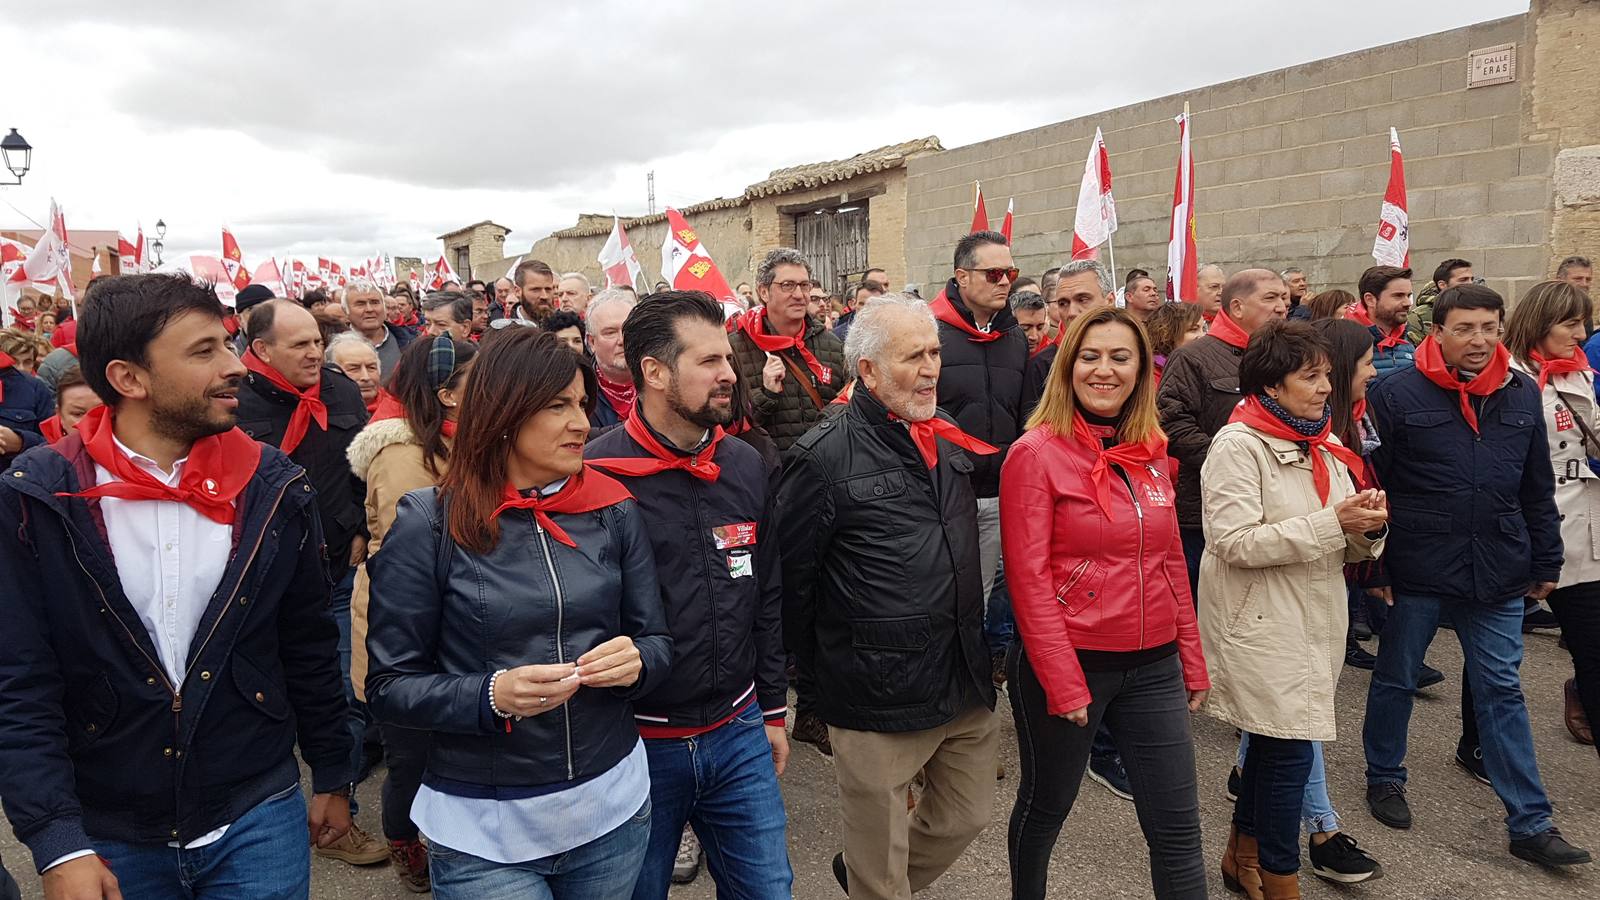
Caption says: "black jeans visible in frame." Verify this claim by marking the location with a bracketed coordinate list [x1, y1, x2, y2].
[0, 858, 19, 900]
[1234, 734, 1315, 876]
[1180, 527, 1205, 602]
[1007, 647, 1205, 900]
[380, 723, 429, 841]
[1549, 580, 1600, 760]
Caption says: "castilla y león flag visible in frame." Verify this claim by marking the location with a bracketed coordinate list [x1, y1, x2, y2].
[598, 216, 643, 290]
[1371, 127, 1409, 267]
[660, 208, 735, 301]
[1071, 127, 1118, 260]
[1166, 106, 1198, 303]
[220, 228, 251, 291]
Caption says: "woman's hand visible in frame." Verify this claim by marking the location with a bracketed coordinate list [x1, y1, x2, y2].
[1334, 491, 1387, 535]
[1187, 689, 1209, 712]
[1058, 704, 1089, 726]
[495, 663, 580, 717]
[576, 636, 642, 688]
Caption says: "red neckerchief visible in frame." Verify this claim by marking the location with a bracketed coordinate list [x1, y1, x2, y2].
[388, 312, 418, 328]
[1229, 395, 1366, 504]
[596, 370, 636, 421]
[1207, 310, 1251, 350]
[242, 350, 328, 455]
[740, 308, 831, 383]
[490, 465, 633, 548]
[369, 390, 457, 437]
[886, 410, 999, 469]
[10, 312, 34, 331]
[0, 349, 12, 402]
[1073, 414, 1166, 520]
[39, 414, 65, 443]
[57, 405, 260, 524]
[1530, 347, 1591, 394]
[1351, 397, 1368, 426]
[830, 380, 856, 406]
[1413, 336, 1512, 434]
[587, 409, 724, 483]
[1345, 303, 1407, 350]
[930, 286, 1003, 343]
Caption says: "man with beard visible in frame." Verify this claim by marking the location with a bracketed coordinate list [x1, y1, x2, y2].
[777, 294, 999, 900]
[1351, 266, 1416, 375]
[586, 291, 791, 900]
[511, 259, 558, 324]
[0, 274, 354, 899]
[586, 288, 639, 432]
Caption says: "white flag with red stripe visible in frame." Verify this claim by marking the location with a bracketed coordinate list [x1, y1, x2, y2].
[1071, 128, 1119, 261]
[1000, 199, 1014, 244]
[428, 256, 457, 290]
[1371, 128, 1409, 267]
[1166, 107, 1198, 303]
[8, 199, 74, 300]
[598, 216, 643, 290]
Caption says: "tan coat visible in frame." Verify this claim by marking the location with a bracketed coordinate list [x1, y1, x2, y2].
[1511, 360, 1600, 589]
[346, 418, 446, 702]
[1196, 422, 1384, 742]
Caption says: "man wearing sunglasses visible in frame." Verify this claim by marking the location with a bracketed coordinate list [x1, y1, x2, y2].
[930, 230, 1030, 690]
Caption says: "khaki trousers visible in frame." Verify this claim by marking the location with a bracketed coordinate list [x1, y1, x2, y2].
[828, 704, 1000, 900]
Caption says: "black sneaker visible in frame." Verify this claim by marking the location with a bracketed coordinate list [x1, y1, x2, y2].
[1523, 607, 1561, 633]
[1309, 832, 1384, 884]
[1345, 646, 1377, 670]
[1088, 753, 1134, 801]
[1455, 743, 1490, 785]
[831, 852, 849, 894]
[792, 710, 833, 757]
[1416, 663, 1445, 690]
[1226, 766, 1242, 802]
[1352, 602, 1374, 641]
[1510, 828, 1593, 867]
[1366, 782, 1412, 829]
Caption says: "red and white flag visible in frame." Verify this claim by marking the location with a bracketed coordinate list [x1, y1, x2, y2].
[1371, 127, 1409, 267]
[1000, 199, 1014, 244]
[1166, 106, 1198, 303]
[1071, 128, 1119, 260]
[329, 261, 346, 287]
[408, 268, 423, 297]
[8, 199, 74, 301]
[252, 259, 287, 297]
[598, 216, 643, 289]
[91, 250, 103, 278]
[970, 182, 989, 234]
[660, 208, 736, 304]
[428, 255, 458, 290]
[189, 256, 237, 304]
[117, 230, 145, 274]
[220, 228, 251, 291]
[135, 225, 147, 273]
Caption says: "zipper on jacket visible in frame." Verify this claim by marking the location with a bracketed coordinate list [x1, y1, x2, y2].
[1124, 469, 1147, 647]
[534, 524, 576, 780]
[689, 474, 721, 708]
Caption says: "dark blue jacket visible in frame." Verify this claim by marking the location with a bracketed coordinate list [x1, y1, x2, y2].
[1368, 326, 1416, 377]
[1369, 364, 1562, 603]
[0, 434, 352, 872]
[0, 367, 54, 466]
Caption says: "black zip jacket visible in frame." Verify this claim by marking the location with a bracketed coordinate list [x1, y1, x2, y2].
[0, 435, 351, 873]
[586, 414, 787, 731]
[365, 488, 672, 789]
[933, 278, 1028, 498]
[775, 387, 996, 733]
[237, 364, 368, 576]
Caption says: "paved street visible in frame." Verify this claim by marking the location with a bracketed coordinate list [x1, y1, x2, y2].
[4, 629, 1596, 899]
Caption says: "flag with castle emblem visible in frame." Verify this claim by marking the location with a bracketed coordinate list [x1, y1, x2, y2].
[598, 216, 643, 289]
[220, 228, 251, 291]
[660, 208, 735, 301]
[1072, 127, 1119, 260]
[1166, 105, 1198, 303]
[428, 255, 457, 290]
[1371, 127, 1409, 267]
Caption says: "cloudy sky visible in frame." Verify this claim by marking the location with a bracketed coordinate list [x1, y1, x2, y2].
[5, 0, 1524, 268]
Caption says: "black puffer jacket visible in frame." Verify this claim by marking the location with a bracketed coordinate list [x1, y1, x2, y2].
[1155, 334, 1245, 530]
[365, 486, 672, 789]
[775, 386, 996, 733]
[932, 279, 1028, 498]
[238, 364, 369, 574]
[730, 315, 845, 452]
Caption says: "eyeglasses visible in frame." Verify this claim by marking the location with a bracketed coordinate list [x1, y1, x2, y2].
[769, 280, 817, 294]
[1444, 324, 1503, 339]
[964, 267, 1019, 284]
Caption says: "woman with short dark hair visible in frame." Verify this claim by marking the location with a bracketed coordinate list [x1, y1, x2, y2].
[1199, 320, 1388, 898]
[366, 329, 672, 899]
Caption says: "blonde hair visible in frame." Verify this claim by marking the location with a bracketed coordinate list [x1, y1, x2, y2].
[1504, 280, 1590, 367]
[1026, 306, 1164, 444]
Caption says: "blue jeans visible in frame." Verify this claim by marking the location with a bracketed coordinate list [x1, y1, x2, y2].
[0, 858, 19, 900]
[429, 798, 651, 900]
[94, 784, 309, 899]
[1237, 736, 1340, 834]
[329, 565, 364, 815]
[984, 562, 1015, 655]
[1180, 527, 1204, 601]
[1363, 593, 1554, 840]
[633, 702, 791, 900]
[1234, 735, 1314, 876]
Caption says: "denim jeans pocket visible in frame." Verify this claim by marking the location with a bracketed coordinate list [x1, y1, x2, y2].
[629, 795, 653, 823]
[422, 835, 464, 860]
[733, 702, 766, 728]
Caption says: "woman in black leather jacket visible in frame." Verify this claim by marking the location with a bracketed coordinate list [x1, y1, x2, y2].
[366, 329, 672, 899]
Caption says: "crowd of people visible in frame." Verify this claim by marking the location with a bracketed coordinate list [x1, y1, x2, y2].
[0, 234, 1595, 900]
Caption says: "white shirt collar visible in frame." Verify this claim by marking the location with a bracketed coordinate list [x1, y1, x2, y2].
[110, 434, 188, 486]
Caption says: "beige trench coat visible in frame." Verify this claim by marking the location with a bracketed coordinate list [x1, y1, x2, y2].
[1196, 421, 1384, 742]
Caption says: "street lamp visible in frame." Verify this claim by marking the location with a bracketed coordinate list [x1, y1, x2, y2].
[151, 219, 166, 267]
[0, 129, 31, 185]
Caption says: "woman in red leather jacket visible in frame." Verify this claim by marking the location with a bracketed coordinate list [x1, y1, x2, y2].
[999, 306, 1211, 900]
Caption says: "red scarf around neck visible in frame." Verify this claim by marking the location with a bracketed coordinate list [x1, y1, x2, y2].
[587, 407, 725, 482]
[1412, 336, 1512, 434]
[490, 465, 633, 547]
[389, 312, 419, 329]
[1529, 347, 1591, 394]
[1072, 415, 1167, 520]
[596, 370, 637, 421]
[243, 350, 327, 455]
[58, 405, 261, 524]
[930, 286, 1004, 343]
[1345, 302, 1407, 350]
[369, 390, 456, 437]
[887, 410, 999, 469]
[1207, 310, 1252, 350]
[740, 308, 832, 384]
[39, 414, 65, 443]
[1229, 395, 1366, 504]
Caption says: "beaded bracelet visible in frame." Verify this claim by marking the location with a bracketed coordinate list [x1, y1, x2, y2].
[488, 668, 512, 719]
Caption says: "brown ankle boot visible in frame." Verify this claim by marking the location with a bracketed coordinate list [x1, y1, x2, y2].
[1221, 827, 1264, 898]
[1565, 679, 1593, 745]
[1259, 869, 1301, 899]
